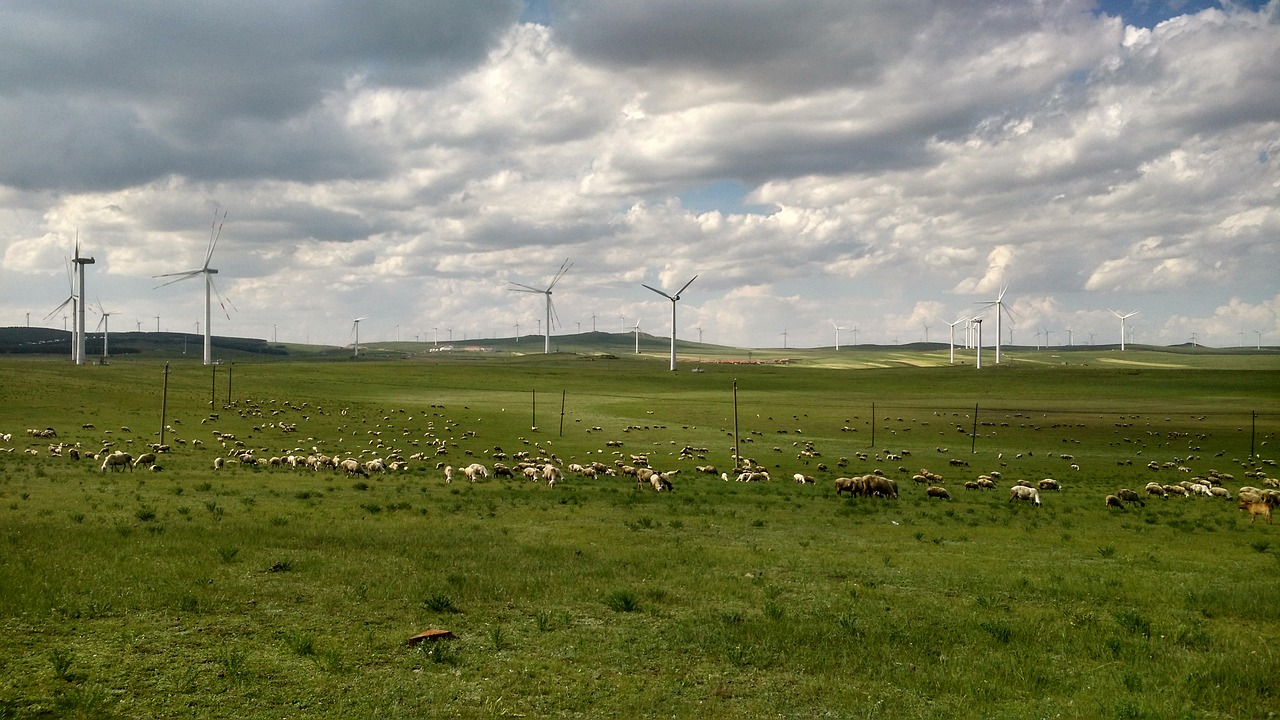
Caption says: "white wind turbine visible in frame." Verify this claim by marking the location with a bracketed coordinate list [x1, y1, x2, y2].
[1110, 309, 1139, 351]
[831, 321, 845, 351]
[642, 274, 697, 371]
[945, 317, 967, 365]
[976, 284, 1014, 364]
[509, 259, 572, 354]
[93, 300, 118, 359]
[351, 316, 369, 357]
[633, 321, 642, 354]
[154, 211, 232, 365]
[45, 256, 79, 363]
[70, 234, 95, 365]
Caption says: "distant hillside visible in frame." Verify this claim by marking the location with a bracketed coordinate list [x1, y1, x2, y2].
[0, 327, 289, 359]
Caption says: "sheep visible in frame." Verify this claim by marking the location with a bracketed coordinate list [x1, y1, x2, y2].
[649, 473, 673, 491]
[926, 486, 951, 500]
[1105, 494, 1124, 509]
[865, 475, 898, 498]
[1008, 485, 1041, 506]
[1238, 499, 1272, 524]
[462, 463, 488, 482]
[1116, 488, 1145, 507]
[132, 452, 157, 470]
[213, 456, 225, 471]
[793, 473, 815, 484]
[339, 458, 368, 477]
[1037, 478, 1061, 491]
[1209, 486, 1231, 499]
[1144, 482, 1168, 499]
[100, 451, 132, 473]
[834, 477, 857, 496]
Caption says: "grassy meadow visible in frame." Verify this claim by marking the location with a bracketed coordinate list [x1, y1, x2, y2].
[1, 348, 1279, 719]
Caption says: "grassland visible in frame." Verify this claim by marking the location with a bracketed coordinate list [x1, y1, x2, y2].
[1, 350, 1278, 719]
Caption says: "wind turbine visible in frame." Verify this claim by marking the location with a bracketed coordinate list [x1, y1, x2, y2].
[976, 284, 1013, 364]
[71, 234, 95, 365]
[633, 321, 642, 353]
[508, 259, 572, 354]
[945, 317, 967, 364]
[780, 329, 788, 349]
[922, 323, 930, 344]
[973, 319, 983, 369]
[93, 300, 117, 359]
[154, 211, 232, 365]
[351, 316, 369, 357]
[831, 321, 845, 351]
[1110, 310, 1139, 351]
[642, 274, 697, 371]
[44, 256, 79, 362]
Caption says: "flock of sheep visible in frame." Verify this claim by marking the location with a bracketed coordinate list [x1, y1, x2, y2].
[5, 399, 1277, 530]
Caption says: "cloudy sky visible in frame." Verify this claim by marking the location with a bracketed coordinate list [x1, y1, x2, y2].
[2, 0, 1277, 350]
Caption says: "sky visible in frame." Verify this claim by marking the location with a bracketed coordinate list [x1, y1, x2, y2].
[1, 0, 1278, 350]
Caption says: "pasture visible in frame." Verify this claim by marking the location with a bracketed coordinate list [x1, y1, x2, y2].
[1, 351, 1278, 719]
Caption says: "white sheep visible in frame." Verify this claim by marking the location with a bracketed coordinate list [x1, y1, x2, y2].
[463, 463, 488, 482]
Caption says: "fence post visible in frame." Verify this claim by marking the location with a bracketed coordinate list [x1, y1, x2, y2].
[970, 404, 979, 454]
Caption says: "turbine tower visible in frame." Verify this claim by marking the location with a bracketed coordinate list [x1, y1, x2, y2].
[154, 211, 231, 365]
[976, 284, 1013, 364]
[1110, 309, 1139, 351]
[642, 274, 697, 371]
[351, 316, 368, 357]
[71, 235, 95, 365]
[945, 317, 967, 365]
[508, 259, 572, 354]
[831, 321, 845, 351]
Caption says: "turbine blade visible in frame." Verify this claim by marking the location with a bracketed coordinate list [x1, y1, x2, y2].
[153, 270, 204, 288]
[642, 284, 673, 300]
[548, 296, 561, 330]
[508, 281, 544, 293]
[547, 259, 573, 291]
[674, 275, 698, 299]
[209, 277, 236, 320]
[205, 210, 227, 268]
[44, 297, 74, 321]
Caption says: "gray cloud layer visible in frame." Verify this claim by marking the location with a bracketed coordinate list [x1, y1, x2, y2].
[1, 0, 1277, 349]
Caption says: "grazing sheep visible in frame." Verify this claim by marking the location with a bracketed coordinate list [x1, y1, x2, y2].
[793, 473, 815, 484]
[213, 456, 225, 471]
[443, 465, 454, 483]
[1144, 482, 1168, 499]
[926, 486, 951, 500]
[340, 458, 368, 477]
[1008, 485, 1041, 506]
[1116, 488, 1145, 507]
[1209, 486, 1231, 499]
[649, 473, 673, 491]
[542, 464, 563, 486]
[865, 475, 898, 498]
[132, 452, 157, 469]
[1238, 499, 1272, 524]
[462, 463, 488, 482]
[834, 477, 857, 496]
[1105, 494, 1124, 509]
[1037, 478, 1060, 491]
[100, 451, 132, 473]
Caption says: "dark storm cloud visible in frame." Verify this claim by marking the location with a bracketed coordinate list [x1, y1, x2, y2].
[0, 0, 521, 191]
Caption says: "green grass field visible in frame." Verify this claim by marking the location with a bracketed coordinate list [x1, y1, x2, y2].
[1, 350, 1278, 719]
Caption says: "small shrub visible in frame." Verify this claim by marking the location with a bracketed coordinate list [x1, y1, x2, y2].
[1097, 545, 1116, 558]
[49, 647, 74, 680]
[288, 633, 316, 657]
[352, 482, 369, 491]
[1250, 540, 1270, 554]
[490, 625, 506, 651]
[1114, 608, 1152, 638]
[135, 506, 157, 522]
[194, 482, 212, 492]
[605, 590, 640, 613]
[69, 512, 85, 523]
[423, 593, 459, 613]
[269, 515, 288, 526]
[360, 503, 382, 514]
[217, 546, 239, 563]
